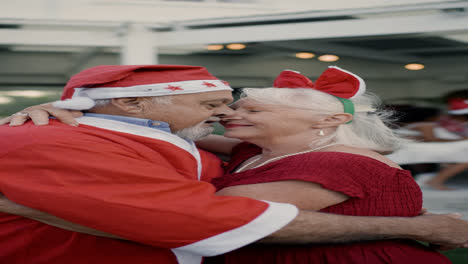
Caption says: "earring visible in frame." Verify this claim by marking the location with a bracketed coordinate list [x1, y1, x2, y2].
[318, 130, 325, 136]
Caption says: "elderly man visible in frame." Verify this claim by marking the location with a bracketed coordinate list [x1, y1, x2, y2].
[0, 65, 468, 264]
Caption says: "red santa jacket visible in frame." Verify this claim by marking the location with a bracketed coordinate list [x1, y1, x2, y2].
[0, 117, 298, 264]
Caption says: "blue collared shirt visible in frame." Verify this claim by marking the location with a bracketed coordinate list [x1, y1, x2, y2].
[83, 113, 171, 133]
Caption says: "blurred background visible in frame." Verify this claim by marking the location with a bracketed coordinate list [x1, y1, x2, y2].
[1, 0, 468, 262]
[1, 0, 468, 116]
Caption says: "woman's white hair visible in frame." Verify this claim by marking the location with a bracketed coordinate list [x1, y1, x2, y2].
[241, 87, 409, 152]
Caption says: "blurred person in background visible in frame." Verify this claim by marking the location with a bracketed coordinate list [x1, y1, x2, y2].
[389, 91, 468, 190]
[390, 105, 442, 176]
[416, 98, 468, 190]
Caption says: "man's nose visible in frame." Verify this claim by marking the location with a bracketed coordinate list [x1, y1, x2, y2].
[214, 104, 235, 117]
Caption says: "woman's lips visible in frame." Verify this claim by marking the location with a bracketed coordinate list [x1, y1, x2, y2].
[222, 123, 251, 129]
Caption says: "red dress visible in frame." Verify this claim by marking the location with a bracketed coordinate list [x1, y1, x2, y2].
[208, 142, 451, 264]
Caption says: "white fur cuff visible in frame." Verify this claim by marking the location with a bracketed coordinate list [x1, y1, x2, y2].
[52, 97, 96, 110]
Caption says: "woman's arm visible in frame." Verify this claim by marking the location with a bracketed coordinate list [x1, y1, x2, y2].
[414, 124, 460, 142]
[216, 180, 348, 211]
[215, 181, 468, 247]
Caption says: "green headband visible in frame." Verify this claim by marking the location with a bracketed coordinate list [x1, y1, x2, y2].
[334, 96, 354, 124]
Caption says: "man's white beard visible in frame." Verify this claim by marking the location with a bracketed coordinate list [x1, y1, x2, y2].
[175, 121, 214, 141]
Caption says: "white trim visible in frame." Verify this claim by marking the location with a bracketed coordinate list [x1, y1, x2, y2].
[283, 69, 301, 74]
[171, 250, 203, 264]
[188, 140, 203, 181]
[52, 96, 96, 110]
[328, 66, 366, 99]
[72, 80, 232, 100]
[448, 108, 468, 115]
[76, 117, 202, 169]
[173, 201, 298, 257]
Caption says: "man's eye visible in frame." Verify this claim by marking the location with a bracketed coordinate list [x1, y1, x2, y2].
[204, 104, 219, 109]
[248, 109, 261, 113]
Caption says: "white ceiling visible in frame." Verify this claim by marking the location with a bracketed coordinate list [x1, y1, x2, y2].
[2, 0, 460, 24]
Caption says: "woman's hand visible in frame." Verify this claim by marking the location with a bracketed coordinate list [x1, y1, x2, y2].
[0, 103, 83, 126]
[412, 212, 468, 249]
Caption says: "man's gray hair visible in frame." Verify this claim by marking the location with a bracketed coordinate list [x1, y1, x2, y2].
[93, 96, 173, 108]
[241, 87, 409, 153]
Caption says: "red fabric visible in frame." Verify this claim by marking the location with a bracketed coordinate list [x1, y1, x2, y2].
[314, 67, 363, 99]
[272, 67, 364, 99]
[61, 65, 220, 99]
[273, 70, 314, 88]
[0, 213, 177, 264]
[448, 98, 468, 111]
[209, 142, 451, 264]
[0, 122, 268, 263]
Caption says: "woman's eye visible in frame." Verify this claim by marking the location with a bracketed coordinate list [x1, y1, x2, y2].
[248, 109, 261, 113]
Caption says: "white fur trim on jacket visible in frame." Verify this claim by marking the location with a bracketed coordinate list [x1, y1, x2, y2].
[172, 201, 298, 257]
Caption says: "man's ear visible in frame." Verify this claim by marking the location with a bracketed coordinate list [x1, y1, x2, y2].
[313, 113, 353, 128]
[111, 97, 145, 114]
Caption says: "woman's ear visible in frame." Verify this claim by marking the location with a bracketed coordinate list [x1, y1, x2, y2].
[111, 97, 145, 114]
[313, 113, 353, 128]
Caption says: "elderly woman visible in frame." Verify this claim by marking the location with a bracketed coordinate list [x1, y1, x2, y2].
[197, 67, 451, 263]
[0, 67, 453, 263]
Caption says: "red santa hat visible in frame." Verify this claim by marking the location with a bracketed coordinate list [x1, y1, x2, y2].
[273, 66, 366, 123]
[447, 98, 468, 115]
[53, 65, 232, 110]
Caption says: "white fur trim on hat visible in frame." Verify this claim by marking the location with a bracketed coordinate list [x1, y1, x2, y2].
[448, 108, 468, 115]
[52, 97, 96, 110]
[74, 79, 232, 100]
[55, 79, 232, 110]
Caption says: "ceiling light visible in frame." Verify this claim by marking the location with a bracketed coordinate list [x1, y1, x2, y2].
[295, 52, 315, 59]
[226, 43, 246, 50]
[0, 96, 14, 104]
[318, 55, 339, 62]
[404, 63, 425, 70]
[206, 44, 224, 51]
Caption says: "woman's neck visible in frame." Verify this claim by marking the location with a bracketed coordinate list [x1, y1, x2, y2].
[249, 134, 328, 159]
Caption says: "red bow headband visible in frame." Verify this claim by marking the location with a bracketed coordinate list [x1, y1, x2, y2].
[273, 66, 366, 123]
[273, 66, 366, 99]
